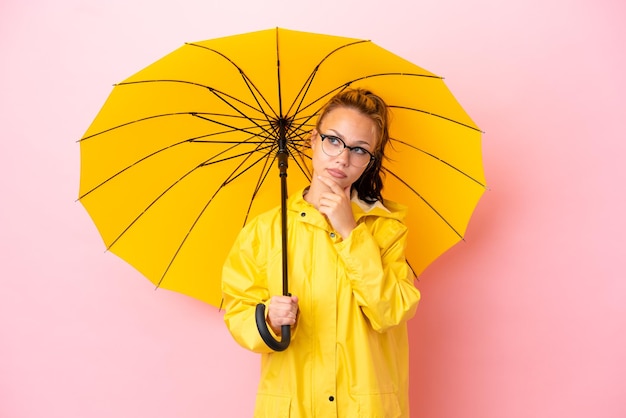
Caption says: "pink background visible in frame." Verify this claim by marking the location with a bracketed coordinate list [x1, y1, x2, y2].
[1, 0, 625, 417]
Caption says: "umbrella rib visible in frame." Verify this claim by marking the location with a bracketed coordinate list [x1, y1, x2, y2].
[389, 104, 482, 133]
[156, 143, 278, 288]
[115, 77, 286, 143]
[154, 115, 284, 284]
[106, 139, 275, 254]
[383, 168, 464, 240]
[79, 137, 191, 199]
[293, 72, 443, 118]
[186, 42, 282, 123]
[79, 111, 265, 142]
[153, 177, 227, 288]
[240, 148, 278, 228]
[190, 40, 291, 227]
[390, 136, 487, 188]
[275, 28, 284, 118]
[116, 78, 273, 122]
[288, 74, 481, 151]
[79, 112, 200, 141]
[199, 143, 275, 174]
[285, 115, 318, 151]
[141, 74, 278, 147]
[79, 118, 274, 199]
[285, 36, 439, 118]
[286, 143, 312, 181]
[284, 39, 370, 117]
[198, 86, 277, 136]
[191, 112, 275, 144]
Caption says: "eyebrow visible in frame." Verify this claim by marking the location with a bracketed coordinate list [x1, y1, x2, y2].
[325, 128, 373, 149]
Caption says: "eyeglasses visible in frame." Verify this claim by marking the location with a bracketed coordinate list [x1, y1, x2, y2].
[318, 133, 375, 168]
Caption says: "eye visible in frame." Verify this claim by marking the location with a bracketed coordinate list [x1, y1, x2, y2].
[326, 135, 342, 145]
[350, 146, 369, 155]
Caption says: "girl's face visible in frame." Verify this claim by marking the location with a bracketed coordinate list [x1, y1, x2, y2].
[311, 106, 378, 190]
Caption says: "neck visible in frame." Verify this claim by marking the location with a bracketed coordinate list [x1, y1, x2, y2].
[302, 184, 319, 209]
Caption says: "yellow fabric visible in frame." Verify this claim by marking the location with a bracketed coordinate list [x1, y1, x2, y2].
[79, 28, 485, 308]
[222, 189, 421, 417]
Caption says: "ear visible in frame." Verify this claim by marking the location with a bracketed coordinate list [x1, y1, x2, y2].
[310, 129, 318, 149]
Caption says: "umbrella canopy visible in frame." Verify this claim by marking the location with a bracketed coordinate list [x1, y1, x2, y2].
[79, 27, 486, 309]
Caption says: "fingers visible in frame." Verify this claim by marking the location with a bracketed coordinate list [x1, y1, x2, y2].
[315, 176, 356, 238]
[317, 175, 344, 195]
[267, 295, 299, 335]
[317, 176, 349, 207]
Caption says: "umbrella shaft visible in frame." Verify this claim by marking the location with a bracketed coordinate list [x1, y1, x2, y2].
[277, 119, 289, 296]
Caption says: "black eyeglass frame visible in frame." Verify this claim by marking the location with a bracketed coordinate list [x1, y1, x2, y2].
[318, 133, 376, 167]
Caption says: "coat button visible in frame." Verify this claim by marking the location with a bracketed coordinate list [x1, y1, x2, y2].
[329, 232, 336, 238]
[329, 396, 335, 402]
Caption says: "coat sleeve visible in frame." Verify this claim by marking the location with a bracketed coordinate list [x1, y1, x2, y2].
[335, 217, 420, 332]
[221, 219, 278, 354]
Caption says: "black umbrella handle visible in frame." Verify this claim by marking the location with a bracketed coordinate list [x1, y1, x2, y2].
[255, 303, 291, 351]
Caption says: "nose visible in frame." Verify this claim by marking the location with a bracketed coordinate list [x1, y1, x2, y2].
[335, 148, 350, 166]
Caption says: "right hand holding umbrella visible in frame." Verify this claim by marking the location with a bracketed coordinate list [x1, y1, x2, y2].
[266, 295, 299, 336]
[255, 294, 296, 351]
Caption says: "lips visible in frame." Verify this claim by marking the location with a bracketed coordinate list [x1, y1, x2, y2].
[327, 168, 347, 179]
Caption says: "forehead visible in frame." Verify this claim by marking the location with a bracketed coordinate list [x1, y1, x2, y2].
[319, 107, 378, 145]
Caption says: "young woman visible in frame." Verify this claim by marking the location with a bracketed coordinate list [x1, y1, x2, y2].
[222, 88, 421, 417]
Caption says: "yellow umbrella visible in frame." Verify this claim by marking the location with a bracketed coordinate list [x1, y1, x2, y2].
[79, 27, 486, 314]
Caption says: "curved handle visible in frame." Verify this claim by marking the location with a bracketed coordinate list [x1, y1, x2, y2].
[255, 303, 291, 351]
